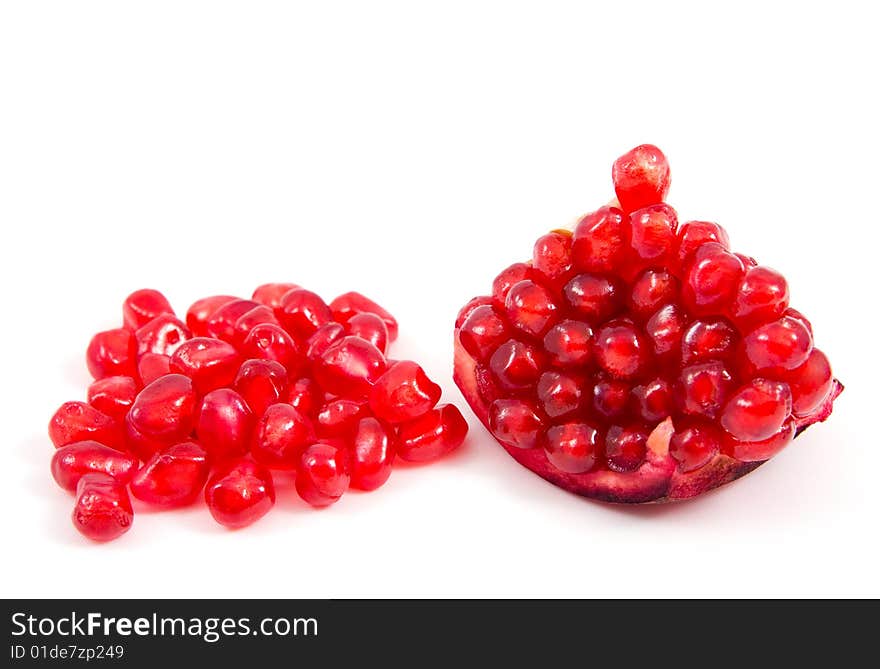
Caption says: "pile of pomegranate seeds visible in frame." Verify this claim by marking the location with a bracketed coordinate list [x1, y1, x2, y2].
[454, 144, 842, 503]
[50, 286, 467, 541]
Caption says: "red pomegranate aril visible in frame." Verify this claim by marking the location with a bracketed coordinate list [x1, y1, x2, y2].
[572, 206, 628, 273]
[185, 295, 237, 337]
[594, 321, 651, 380]
[645, 304, 686, 359]
[459, 305, 510, 363]
[169, 337, 242, 395]
[537, 371, 583, 419]
[732, 266, 789, 326]
[286, 377, 322, 417]
[124, 414, 169, 461]
[205, 299, 260, 343]
[743, 315, 813, 372]
[350, 417, 395, 491]
[505, 279, 559, 338]
[563, 273, 623, 324]
[543, 423, 599, 474]
[277, 289, 333, 341]
[347, 312, 389, 354]
[314, 336, 387, 398]
[135, 314, 191, 357]
[234, 359, 289, 417]
[676, 361, 735, 419]
[725, 417, 796, 462]
[316, 399, 369, 439]
[123, 289, 174, 331]
[612, 144, 670, 212]
[130, 441, 209, 507]
[252, 403, 315, 469]
[488, 399, 543, 450]
[491, 263, 535, 310]
[605, 424, 649, 472]
[127, 373, 197, 442]
[51, 441, 139, 492]
[543, 320, 593, 368]
[329, 291, 399, 343]
[196, 389, 254, 461]
[87, 376, 138, 422]
[241, 323, 302, 373]
[72, 473, 133, 542]
[676, 221, 731, 265]
[396, 404, 468, 462]
[488, 339, 544, 392]
[669, 420, 722, 472]
[49, 401, 123, 450]
[784, 308, 813, 337]
[721, 378, 792, 442]
[137, 353, 171, 386]
[681, 318, 738, 364]
[86, 328, 137, 379]
[533, 231, 573, 282]
[296, 442, 350, 507]
[787, 348, 833, 417]
[632, 378, 672, 423]
[629, 203, 679, 265]
[305, 322, 346, 362]
[592, 378, 631, 420]
[369, 360, 441, 424]
[205, 459, 275, 529]
[629, 270, 679, 319]
[252, 283, 300, 309]
[456, 296, 493, 329]
[683, 244, 745, 313]
[232, 305, 280, 347]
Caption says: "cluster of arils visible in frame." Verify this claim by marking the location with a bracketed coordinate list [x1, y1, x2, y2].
[50, 285, 467, 540]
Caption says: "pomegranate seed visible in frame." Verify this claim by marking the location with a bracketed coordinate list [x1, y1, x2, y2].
[205, 299, 260, 343]
[350, 417, 395, 491]
[251, 403, 315, 469]
[314, 336, 387, 398]
[537, 371, 583, 418]
[629, 270, 679, 319]
[252, 283, 300, 309]
[329, 291, 399, 342]
[683, 243, 745, 313]
[629, 203, 679, 265]
[488, 399, 543, 450]
[743, 315, 813, 372]
[645, 304, 686, 358]
[285, 377, 322, 417]
[169, 337, 242, 395]
[725, 417, 796, 462]
[669, 420, 722, 472]
[533, 231, 573, 283]
[123, 289, 173, 331]
[676, 221, 730, 266]
[784, 307, 813, 337]
[563, 273, 623, 323]
[592, 378, 631, 420]
[241, 323, 302, 373]
[612, 144, 670, 212]
[72, 473, 133, 542]
[277, 289, 333, 341]
[130, 441, 209, 507]
[232, 305, 280, 347]
[594, 320, 651, 380]
[488, 339, 544, 392]
[605, 424, 649, 472]
[305, 322, 347, 362]
[135, 314, 191, 357]
[205, 459, 275, 528]
[346, 313, 389, 355]
[786, 348, 833, 417]
[234, 359, 289, 417]
[456, 296, 493, 329]
[542, 320, 592, 368]
[571, 206, 628, 273]
[369, 360, 441, 424]
[675, 361, 735, 419]
[720, 378, 792, 442]
[127, 374, 197, 444]
[459, 305, 509, 363]
[196, 389, 254, 461]
[396, 404, 468, 461]
[86, 328, 137, 379]
[543, 423, 598, 473]
[732, 266, 789, 326]
[51, 441, 139, 492]
[87, 376, 138, 421]
[49, 401, 123, 450]
[505, 279, 559, 338]
[296, 442, 350, 507]
[137, 353, 171, 386]
[681, 318, 738, 364]
[124, 414, 169, 461]
[632, 378, 672, 422]
[316, 399, 369, 439]
[185, 295, 237, 337]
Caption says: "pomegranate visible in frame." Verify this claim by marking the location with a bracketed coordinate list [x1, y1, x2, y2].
[453, 145, 842, 503]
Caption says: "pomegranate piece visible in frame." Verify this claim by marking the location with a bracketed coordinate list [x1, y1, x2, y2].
[241, 323, 302, 373]
[49, 401, 123, 450]
[252, 283, 300, 309]
[135, 314, 191, 357]
[137, 353, 171, 386]
[396, 404, 468, 461]
[127, 373, 197, 444]
[87, 375, 138, 421]
[205, 459, 275, 529]
[350, 417, 395, 490]
[51, 441, 139, 492]
[233, 359, 289, 417]
[72, 473, 133, 542]
[277, 289, 333, 341]
[453, 144, 842, 503]
[86, 328, 137, 379]
[369, 360, 441, 424]
[185, 295, 237, 337]
[169, 337, 242, 395]
[251, 403, 315, 469]
[205, 299, 260, 343]
[346, 313, 389, 354]
[123, 289, 174, 331]
[305, 322, 346, 362]
[232, 305, 281, 347]
[313, 336, 387, 398]
[316, 399, 370, 439]
[329, 291, 399, 342]
[285, 377, 322, 417]
[196, 388, 255, 461]
[130, 441, 210, 507]
[296, 442, 350, 507]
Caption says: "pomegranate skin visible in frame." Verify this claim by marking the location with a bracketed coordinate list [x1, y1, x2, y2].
[72, 473, 134, 542]
[51, 441, 139, 492]
[205, 459, 275, 529]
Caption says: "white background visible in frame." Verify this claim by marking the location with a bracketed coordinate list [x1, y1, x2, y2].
[1, 1, 876, 598]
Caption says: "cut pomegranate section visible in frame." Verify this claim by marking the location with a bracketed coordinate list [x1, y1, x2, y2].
[454, 145, 842, 503]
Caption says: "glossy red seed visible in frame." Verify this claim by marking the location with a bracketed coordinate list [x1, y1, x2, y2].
[347, 313, 389, 354]
[205, 459, 275, 529]
[135, 314, 191, 358]
[196, 389, 254, 461]
[123, 289, 174, 331]
[123, 414, 169, 461]
[49, 401, 123, 450]
[543, 423, 599, 473]
[305, 322, 346, 363]
[251, 403, 315, 469]
[127, 373, 197, 442]
[676, 221, 730, 265]
[536, 371, 583, 418]
[314, 336, 387, 398]
[137, 353, 171, 386]
[316, 399, 369, 439]
[629, 203, 679, 265]
[488, 399, 543, 450]
[571, 206, 628, 273]
[87, 376, 138, 422]
[455, 296, 493, 329]
[295, 442, 350, 507]
[72, 473, 133, 542]
[185, 295, 237, 337]
[329, 292, 399, 343]
[488, 339, 544, 392]
[669, 420, 721, 472]
[787, 349, 833, 417]
[459, 305, 510, 363]
[725, 417, 796, 462]
[130, 441, 209, 507]
[683, 244, 745, 313]
[605, 424, 649, 472]
[533, 231, 573, 282]
[629, 270, 679, 319]
[369, 360, 441, 424]
[743, 315, 813, 371]
[721, 379, 792, 442]
[491, 263, 535, 310]
[169, 337, 242, 395]
[676, 361, 735, 419]
[285, 377, 322, 417]
[275, 289, 332, 341]
[396, 404, 468, 461]
[732, 266, 789, 326]
[205, 299, 260, 343]
[612, 144, 670, 212]
[505, 279, 559, 339]
[232, 305, 280, 347]
[592, 378, 631, 420]
[681, 318, 738, 364]
[350, 417, 395, 491]
[51, 441, 139, 492]
[784, 308, 813, 338]
[252, 283, 300, 309]
[241, 323, 302, 373]
[645, 304, 686, 358]
[86, 328, 137, 379]
[543, 320, 593, 368]
[234, 359, 289, 417]
[594, 321, 651, 380]
[632, 378, 672, 422]
[563, 273, 623, 323]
